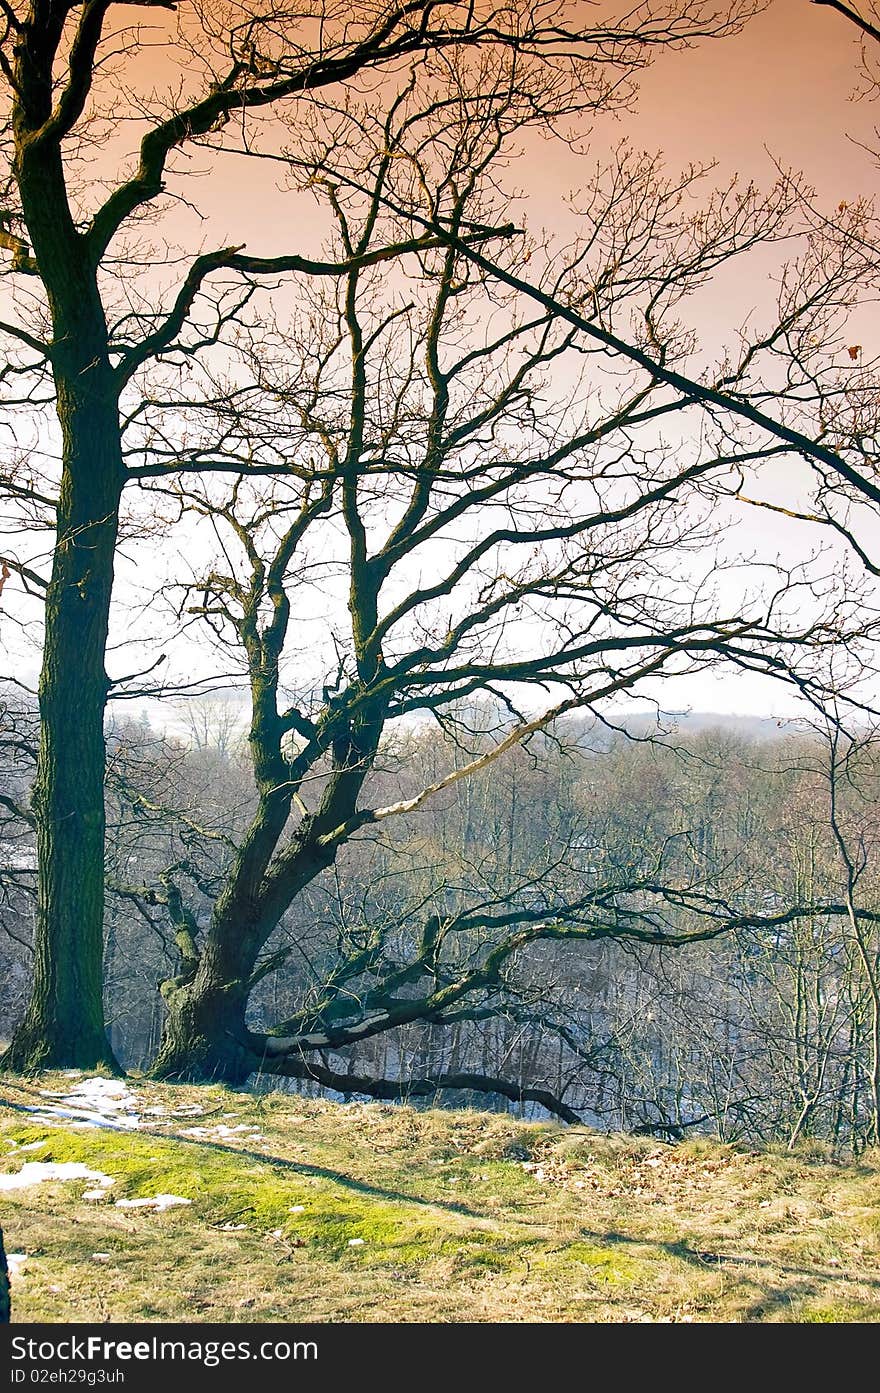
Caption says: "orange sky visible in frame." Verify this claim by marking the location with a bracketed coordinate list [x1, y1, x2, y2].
[495, 0, 878, 224]
[103, 1, 880, 718]
[8, 0, 879, 717]
[631, 0, 875, 191]
[109, 0, 878, 258]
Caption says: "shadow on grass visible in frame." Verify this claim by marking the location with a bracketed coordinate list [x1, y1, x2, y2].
[0, 1090, 489, 1221]
[571, 1225, 880, 1318]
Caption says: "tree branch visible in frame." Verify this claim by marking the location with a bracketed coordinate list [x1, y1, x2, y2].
[425, 223, 880, 508]
[254, 1054, 583, 1124]
[812, 0, 880, 46]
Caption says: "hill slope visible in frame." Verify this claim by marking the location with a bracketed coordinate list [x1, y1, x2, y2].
[0, 1074, 878, 1323]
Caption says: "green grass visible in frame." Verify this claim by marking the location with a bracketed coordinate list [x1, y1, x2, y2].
[1, 1074, 878, 1322]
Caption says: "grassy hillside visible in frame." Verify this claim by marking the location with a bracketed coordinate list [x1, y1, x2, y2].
[1, 1074, 878, 1323]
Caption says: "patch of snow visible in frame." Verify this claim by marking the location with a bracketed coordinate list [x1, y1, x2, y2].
[289, 1205, 305, 1213]
[115, 1194, 192, 1212]
[0, 1161, 114, 1192]
[72, 1078, 128, 1101]
[347, 1237, 365, 1246]
[91, 1253, 111, 1262]
[180, 1123, 263, 1142]
[25, 1076, 141, 1132]
[6, 1254, 27, 1279]
[26, 1108, 132, 1131]
[11, 1141, 48, 1154]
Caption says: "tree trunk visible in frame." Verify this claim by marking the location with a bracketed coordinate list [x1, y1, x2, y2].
[0, 1224, 9, 1323]
[150, 682, 380, 1081]
[152, 929, 260, 1083]
[0, 83, 127, 1072]
[4, 392, 123, 1072]
[152, 977, 255, 1084]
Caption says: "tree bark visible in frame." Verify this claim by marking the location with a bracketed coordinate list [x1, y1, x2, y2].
[152, 935, 259, 1084]
[0, 1224, 9, 1323]
[3, 384, 123, 1071]
[1, 24, 125, 1070]
[152, 981, 254, 1083]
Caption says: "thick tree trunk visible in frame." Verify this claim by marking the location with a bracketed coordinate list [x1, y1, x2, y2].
[151, 780, 345, 1081]
[152, 925, 262, 1083]
[4, 393, 123, 1072]
[150, 643, 382, 1080]
[152, 975, 255, 1084]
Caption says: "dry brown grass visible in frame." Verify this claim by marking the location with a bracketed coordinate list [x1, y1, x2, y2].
[1, 1074, 878, 1322]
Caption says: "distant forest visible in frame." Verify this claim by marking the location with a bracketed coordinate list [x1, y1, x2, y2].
[3, 689, 878, 1155]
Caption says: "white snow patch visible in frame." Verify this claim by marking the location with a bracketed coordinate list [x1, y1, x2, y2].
[115, 1194, 192, 1212]
[6, 1254, 27, 1279]
[180, 1123, 263, 1142]
[25, 1076, 141, 1131]
[347, 1237, 365, 1246]
[0, 1161, 114, 1192]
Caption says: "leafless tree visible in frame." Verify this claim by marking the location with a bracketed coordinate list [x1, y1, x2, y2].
[1, 0, 776, 1070]
[105, 90, 880, 1091]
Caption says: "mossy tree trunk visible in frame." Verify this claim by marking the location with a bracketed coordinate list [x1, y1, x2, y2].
[150, 538, 384, 1081]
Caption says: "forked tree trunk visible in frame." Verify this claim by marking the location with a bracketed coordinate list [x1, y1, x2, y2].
[152, 981, 255, 1084]
[152, 930, 262, 1083]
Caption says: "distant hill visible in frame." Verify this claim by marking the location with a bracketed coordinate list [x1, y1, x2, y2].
[555, 708, 809, 753]
[619, 710, 806, 740]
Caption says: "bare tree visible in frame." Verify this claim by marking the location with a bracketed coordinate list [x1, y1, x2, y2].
[95, 86, 876, 1087]
[2, 0, 878, 1082]
[821, 717, 880, 1145]
[1, 0, 772, 1070]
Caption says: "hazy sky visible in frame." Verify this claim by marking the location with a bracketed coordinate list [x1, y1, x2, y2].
[175, 1, 878, 255]
[629, 0, 874, 188]
[106, 1, 880, 723]
[154, 1, 880, 722]
[5, 0, 880, 724]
